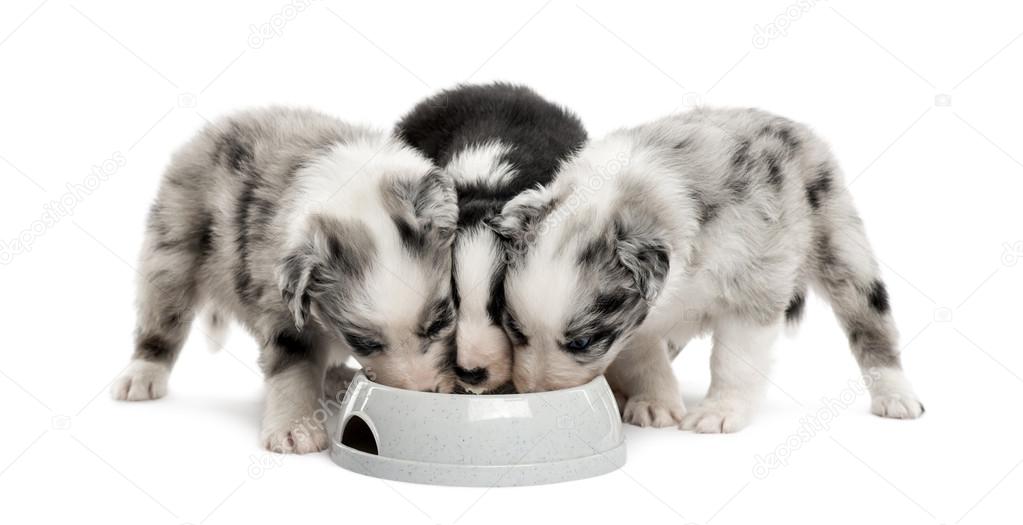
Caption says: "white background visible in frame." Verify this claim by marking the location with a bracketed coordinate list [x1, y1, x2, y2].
[2, 1, 1021, 523]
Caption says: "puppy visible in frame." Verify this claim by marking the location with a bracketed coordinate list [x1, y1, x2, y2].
[491, 107, 924, 432]
[111, 107, 458, 453]
[395, 83, 587, 392]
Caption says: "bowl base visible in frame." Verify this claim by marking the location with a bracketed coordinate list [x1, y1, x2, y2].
[331, 441, 626, 487]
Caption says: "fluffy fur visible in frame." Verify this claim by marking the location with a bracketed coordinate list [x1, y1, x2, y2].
[395, 83, 587, 392]
[492, 107, 923, 431]
[111, 107, 459, 453]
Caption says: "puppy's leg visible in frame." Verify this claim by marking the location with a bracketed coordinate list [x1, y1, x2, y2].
[260, 330, 328, 454]
[607, 332, 685, 428]
[681, 315, 781, 433]
[112, 236, 201, 401]
[820, 276, 924, 418]
[812, 181, 924, 419]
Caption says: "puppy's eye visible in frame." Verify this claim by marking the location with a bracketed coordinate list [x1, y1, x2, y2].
[564, 337, 592, 353]
[344, 333, 385, 356]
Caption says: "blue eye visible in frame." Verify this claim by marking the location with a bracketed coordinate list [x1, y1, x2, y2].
[565, 337, 592, 352]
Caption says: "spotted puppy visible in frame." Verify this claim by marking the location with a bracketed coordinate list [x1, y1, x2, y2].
[111, 107, 458, 453]
[491, 107, 924, 432]
[395, 83, 587, 392]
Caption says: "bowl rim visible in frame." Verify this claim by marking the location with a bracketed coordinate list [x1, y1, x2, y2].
[348, 373, 609, 400]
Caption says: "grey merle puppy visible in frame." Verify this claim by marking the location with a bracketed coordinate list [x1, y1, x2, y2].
[395, 83, 587, 392]
[111, 107, 458, 453]
[491, 107, 923, 432]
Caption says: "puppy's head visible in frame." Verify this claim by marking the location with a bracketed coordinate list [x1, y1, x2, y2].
[279, 142, 459, 392]
[489, 155, 672, 392]
[449, 224, 514, 393]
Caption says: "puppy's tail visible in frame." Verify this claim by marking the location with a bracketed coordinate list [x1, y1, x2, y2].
[201, 309, 230, 352]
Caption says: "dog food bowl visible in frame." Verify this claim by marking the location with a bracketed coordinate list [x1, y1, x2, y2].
[330, 373, 625, 486]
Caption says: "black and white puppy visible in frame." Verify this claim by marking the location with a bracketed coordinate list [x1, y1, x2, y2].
[492, 108, 923, 432]
[395, 83, 587, 392]
[112, 107, 458, 453]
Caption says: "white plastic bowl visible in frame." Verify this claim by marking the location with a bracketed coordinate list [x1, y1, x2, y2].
[330, 373, 625, 486]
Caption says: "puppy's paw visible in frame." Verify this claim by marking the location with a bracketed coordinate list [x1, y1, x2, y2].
[871, 393, 924, 419]
[622, 397, 686, 428]
[679, 400, 750, 433]
[262, 422, 328, 454]
[110, 360, 170, 401]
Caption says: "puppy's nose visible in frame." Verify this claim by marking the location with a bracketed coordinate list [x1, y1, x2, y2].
[454, 365, 489, 386]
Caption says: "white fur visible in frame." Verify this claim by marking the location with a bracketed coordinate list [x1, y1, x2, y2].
[680, 315, 782, 433]
[446, 142, 515, 185]
[262, 363, 329, 454]
[866, 367, 925, 418]
[608, 333, 686, 427]
[111, 359, 170, 401]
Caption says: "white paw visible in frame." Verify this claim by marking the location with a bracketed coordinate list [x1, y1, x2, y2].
[261, 421, 328, 454]
[110, 360, 170, 401]
[871, 393, 925, 419]
[622, 397, 686, 428]
[679, 399, 751, 433]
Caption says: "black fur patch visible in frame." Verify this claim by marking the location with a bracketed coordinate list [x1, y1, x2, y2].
[727, 140, 753, 198]
[486, 260, 508, 325]
[689, 188, 719, 226]
[577, 234, 613, 267]
[454, 365, 488, 386]
[223, 122, 274, 305]
[395, 83, 587, 221]
[806, 167, 833, 210]
[135, 334, 175, 362]
[759, 123, 801, 154]
[593, 291, 631, 317]
[784, 292, 806, 323]
[392, 215, 426, 255]
[197, 211, 215, 260]
[233, 180, 258, 303]
[267, 330, 315, 376]
[699, 201, 719, 225]
[867, 280, 890, 314]
[215, 123, 255, 174]
[765, 154, 783, 190]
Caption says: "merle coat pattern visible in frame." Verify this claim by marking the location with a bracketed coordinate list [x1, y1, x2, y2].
[492, 107, 923, 431]
[112, 107, 458, 453]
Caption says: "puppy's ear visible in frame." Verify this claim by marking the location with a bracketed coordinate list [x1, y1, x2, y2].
[382, 169, 457, 252]
[613, 208, 671, 303]
[488, 185, 562, 250]
[277, 216, 376, 330]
